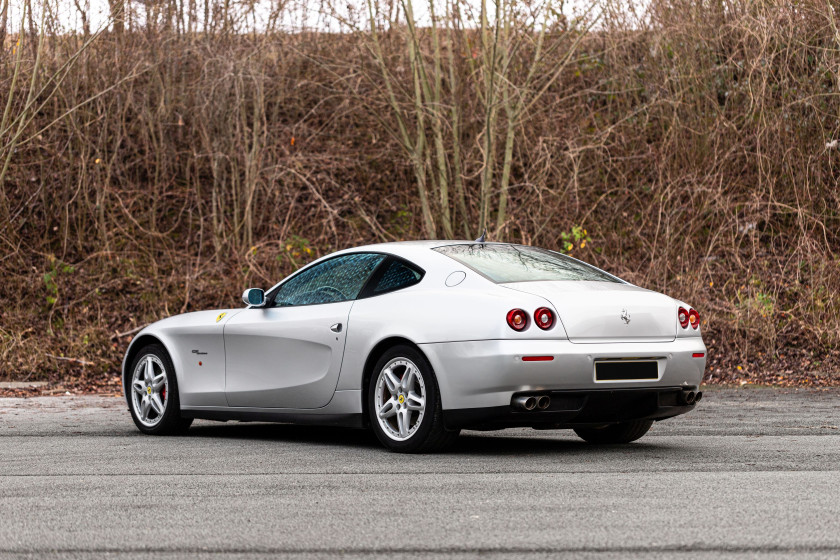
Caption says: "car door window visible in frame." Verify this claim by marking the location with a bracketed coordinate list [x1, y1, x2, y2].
[273, 253, 385, 307]
[371, 259, 423, 294]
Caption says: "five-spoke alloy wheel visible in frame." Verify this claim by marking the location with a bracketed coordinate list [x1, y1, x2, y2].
[368, 345, 459, 453]
[131, 354, 168, 428]
[374, 357, 427, 441]
[127, 344, 192, 435]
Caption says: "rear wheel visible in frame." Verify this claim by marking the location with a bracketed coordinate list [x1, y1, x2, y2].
[368, 345, 459, 453]
[573, 419, 653, 444]
[127, 344, 192, 435]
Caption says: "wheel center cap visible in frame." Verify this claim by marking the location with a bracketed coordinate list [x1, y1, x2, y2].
[146, 386, 152, 396]
[398, 394, 405, 404]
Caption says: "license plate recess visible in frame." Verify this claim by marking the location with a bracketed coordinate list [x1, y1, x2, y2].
[595, 360, 658, 381]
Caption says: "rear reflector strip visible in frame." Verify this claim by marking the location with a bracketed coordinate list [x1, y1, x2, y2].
[692, 353, 705, 358]
[521, 356, 554, 362]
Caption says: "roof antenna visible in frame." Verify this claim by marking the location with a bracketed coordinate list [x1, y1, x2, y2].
[474, 228, 487, 243]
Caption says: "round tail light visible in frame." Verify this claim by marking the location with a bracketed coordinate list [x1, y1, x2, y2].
[534, 307, 554, 330]
[506, 309, 529, 331]
[688, 309, 700, 330]
[678, 307, 689, 329]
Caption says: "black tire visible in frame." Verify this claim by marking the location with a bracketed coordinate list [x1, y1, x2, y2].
[126, 344, 193, 435]
[367, 345, 460, 453]
[573, 419, 653, 444]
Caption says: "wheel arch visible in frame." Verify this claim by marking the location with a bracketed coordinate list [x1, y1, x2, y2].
[122, 334, 173, 402]
[360, 336, 431, 427]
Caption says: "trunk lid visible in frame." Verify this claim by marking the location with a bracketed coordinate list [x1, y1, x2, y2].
[502, 281, 677, 343]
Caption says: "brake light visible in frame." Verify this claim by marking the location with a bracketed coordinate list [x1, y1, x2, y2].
[534, 307, 554, 330]
[678, 307, 689, 329]
[688, 309, 700, 330]
[506, 309, 528, 331]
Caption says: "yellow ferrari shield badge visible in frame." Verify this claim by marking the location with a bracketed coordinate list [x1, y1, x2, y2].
[216, 312, 227, 323]
[398, 394, 405, 404]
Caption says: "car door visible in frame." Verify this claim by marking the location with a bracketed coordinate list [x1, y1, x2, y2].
[223, 252, 386, 409]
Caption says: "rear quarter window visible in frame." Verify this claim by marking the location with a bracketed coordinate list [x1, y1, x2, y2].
[367, 258, 424, 295]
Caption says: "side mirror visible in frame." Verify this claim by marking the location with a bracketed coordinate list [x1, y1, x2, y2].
[242, 288, 266, 307]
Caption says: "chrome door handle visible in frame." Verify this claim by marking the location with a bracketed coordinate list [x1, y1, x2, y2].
[330, 323, 343, 333]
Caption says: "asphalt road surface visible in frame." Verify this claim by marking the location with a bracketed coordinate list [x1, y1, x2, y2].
[1, 387, 839, 559]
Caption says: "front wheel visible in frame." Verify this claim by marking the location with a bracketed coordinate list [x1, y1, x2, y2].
[127, 344, 193, 435]
[368, 345, 459, 453]
[573, 419, 653, 444]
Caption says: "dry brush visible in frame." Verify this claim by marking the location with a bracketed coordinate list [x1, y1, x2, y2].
[1, 0, 839, 386]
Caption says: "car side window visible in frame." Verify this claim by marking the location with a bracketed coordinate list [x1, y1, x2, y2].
[370, 259, 423, 294]
[273, 253, 386, 307]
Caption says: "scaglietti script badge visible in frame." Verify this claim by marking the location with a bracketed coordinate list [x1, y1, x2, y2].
[620, 308, 631, 324]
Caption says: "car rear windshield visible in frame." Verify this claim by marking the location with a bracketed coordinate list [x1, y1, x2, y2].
[433, 244, 622, 284]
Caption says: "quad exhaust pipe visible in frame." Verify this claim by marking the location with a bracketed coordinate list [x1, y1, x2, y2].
[517, 390, 700, 411]
[513, 395, 551, 411]
[516, 389, 700, 412]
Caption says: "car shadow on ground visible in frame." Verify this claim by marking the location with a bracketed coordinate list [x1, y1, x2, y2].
[184, 421, 675, 456]
[186, 421, 382, 449]
[452, 432, 673, 456]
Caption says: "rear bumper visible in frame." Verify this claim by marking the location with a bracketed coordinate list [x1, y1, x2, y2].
[421, 337, 706, 410]
[443, 386, 697, 430]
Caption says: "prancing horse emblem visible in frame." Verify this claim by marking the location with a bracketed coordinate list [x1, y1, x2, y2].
[620, 308, 631, 324]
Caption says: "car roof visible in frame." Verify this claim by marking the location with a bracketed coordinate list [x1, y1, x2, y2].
[331, 240, 514, 268]
[345, 240, 470, 250]
[334, 239, 512, 253]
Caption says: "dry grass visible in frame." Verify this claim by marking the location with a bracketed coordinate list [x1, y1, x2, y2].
[1, 0, 839, 386]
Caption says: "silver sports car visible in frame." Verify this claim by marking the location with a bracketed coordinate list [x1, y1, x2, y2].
[122, 241, 706, 452]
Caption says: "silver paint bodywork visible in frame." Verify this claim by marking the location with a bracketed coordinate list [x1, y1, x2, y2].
[122, 241, 706, 420]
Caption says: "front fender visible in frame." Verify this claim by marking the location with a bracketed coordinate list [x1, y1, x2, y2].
[120, 327, 180, 407]
[120, 309, 242, 408]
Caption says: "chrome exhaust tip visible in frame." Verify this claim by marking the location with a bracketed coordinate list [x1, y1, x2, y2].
[694, 391, 703, 404]
[685, 391, 696, 405]
[514, 396, 537, 411]
[536, 395, 551, 410]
